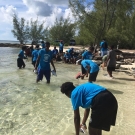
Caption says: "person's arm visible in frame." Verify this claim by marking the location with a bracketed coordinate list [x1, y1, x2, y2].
[106, 51, 110, 63]
[18, 53, 21, 57]
[50, 60, 56, 72]
[81, 108, 90, 126]
[57, 49, 58, 54]
[35, 56, 40, 70]
[74, 108, 80, 135]
[86, 65, 90, 74]
[82, 53, 85, 60]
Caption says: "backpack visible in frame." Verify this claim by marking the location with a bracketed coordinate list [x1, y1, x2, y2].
[102, 41, 108, 49]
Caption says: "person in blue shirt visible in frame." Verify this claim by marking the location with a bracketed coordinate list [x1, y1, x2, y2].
[81, 59, 99, 82]
[100, 39, 108, 57]
[59, 40, 64, 54]
[35, 42, 56, 83]
[17, 46, 27, 69]
[52, 46, 58, 59]
[82, 46, 94, 60]
[81, 46, 95, 78]
[41, 41, 45, 48]
[63, 51, 72, 63]
[68, 48, 74, 56]
[32, 44, 40, 68]
[60, 82, 118, 135]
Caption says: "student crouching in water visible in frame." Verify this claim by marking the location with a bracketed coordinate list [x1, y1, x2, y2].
[60, 82, 118, 135]
[35, 42, 56, 84]
[80, 59, 99, 82]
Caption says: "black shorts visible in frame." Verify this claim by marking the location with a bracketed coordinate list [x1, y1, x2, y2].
[90, 90, 118, 131]
[89, 71, 99, 82]
[107, 66, 115, 71]
[81, 65, 86, 74]
[17, 58, 25, 68]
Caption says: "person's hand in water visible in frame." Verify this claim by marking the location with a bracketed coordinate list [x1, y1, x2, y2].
[80, 124, 87, 133]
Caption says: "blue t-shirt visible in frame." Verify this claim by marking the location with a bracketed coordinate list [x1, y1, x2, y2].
[71, 82, 106, 110]
[59, 43, 63, 50]
[32, 49, 39, 62]
[52, 49, 58, 55]
[64, 53, 71, 59]
[81, 60, 99, 73]
[38, 49, 53, 70]
[68, 48, 73, 54]
[82, 51, 93, 60]
[100, 41, 107, 51]
[41, 43, 45, 48]
[18, 50, 24, 59]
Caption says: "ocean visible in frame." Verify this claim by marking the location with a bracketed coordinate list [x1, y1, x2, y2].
[0, 40, 31, 44]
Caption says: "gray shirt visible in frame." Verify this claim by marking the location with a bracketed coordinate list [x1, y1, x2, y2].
[107, 50, 116, 67]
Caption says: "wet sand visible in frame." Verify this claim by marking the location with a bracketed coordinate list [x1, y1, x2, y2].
[0, 47, 135, 135]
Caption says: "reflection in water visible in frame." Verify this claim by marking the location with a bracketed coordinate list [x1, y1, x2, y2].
[0, 47, 135, 135]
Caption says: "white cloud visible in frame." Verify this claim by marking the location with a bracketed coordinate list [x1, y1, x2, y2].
[0, 5, 16, 23]
[34, 0, 68, 6]
[22, 0, 53, 16]
[0, 0, 74, 40]
[0, 5, 17, 40]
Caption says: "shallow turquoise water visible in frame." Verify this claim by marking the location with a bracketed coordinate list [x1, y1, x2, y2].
[0, 47, 82, 135]
[0, 47, 135, 135]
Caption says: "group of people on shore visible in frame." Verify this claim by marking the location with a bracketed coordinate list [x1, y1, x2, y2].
[17, 39, 118, 135]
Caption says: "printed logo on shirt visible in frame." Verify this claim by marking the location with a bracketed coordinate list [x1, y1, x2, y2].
[44, 54, 50, 62]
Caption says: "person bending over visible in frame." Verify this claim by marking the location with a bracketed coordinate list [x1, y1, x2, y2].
[60, 82, 118, 135]
[81, 59, 99, 82]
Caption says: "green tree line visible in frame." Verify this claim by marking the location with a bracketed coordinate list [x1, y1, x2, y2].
[12, 0, 135, 49]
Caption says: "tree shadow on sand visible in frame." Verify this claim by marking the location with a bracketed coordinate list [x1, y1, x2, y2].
[108, 89, 124, 94]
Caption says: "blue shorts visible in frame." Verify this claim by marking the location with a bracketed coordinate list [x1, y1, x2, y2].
[37, 68, 51, 81]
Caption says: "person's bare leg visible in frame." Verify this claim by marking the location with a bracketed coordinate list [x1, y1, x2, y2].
[46, 80, 50, 84]
[36, 79, 39, 83]
[107, 70, 112, 77]
[102, 63, 105, 70]
[89, 126, 102, 135]
[86, 72, 88, 77]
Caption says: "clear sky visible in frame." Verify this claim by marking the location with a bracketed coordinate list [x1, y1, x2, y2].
[0, 0, 75, 40]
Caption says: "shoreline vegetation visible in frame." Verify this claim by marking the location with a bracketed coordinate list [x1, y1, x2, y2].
[0, 43, 135, 53]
